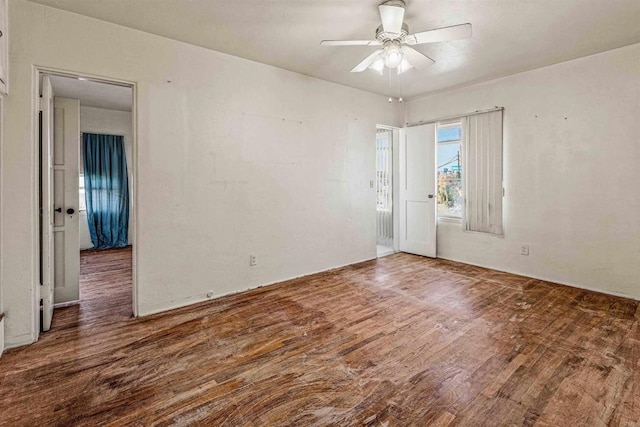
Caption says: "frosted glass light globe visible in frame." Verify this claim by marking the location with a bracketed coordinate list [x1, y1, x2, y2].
[384, 44, 403, 68]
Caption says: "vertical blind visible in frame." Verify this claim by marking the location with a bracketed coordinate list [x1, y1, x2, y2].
[376, 128, 393, 247]
[463, 110, 503, 235]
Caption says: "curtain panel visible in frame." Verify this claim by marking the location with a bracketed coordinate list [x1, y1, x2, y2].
[83, 133, 129, 249]
[462, 110, 503, 235]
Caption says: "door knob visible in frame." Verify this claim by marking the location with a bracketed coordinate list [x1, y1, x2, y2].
[428, 194, 434, 199]
[55, 207, 62, 213]
[66, 208, 75, 215]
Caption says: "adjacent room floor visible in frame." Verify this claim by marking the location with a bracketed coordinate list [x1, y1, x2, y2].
[376, 245, 394, 258]
[0, 249, 638, 425]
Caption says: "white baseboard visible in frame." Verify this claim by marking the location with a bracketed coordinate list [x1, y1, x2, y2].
[377, 248, 396, 258]
[139, 256, 378, 317]
[436, 254, 640, 302]
[0, 317, 4, 357]
[4, 331, 36, 351]
[54, 300, 80, 308]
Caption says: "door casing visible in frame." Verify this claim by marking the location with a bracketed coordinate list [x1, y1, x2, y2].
[375, 125, 400, 253]
[33, 66, 138, 341]
[40, 75, 55, 331]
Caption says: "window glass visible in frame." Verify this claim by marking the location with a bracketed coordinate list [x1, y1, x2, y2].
[79, 174, 86, 211]
[437, 124, 462, 218]
[437, 126, 461, 143]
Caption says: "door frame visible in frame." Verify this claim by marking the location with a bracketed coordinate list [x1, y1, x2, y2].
[33, 66, 139, 340]
[375, 124, 400, 253]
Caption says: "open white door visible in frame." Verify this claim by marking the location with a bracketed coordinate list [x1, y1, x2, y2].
[399, 124, 437, 257]
[53, 98, 80, 304]
[40, 76, 55, 331]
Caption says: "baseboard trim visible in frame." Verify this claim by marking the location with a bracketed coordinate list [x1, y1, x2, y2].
[54, 300, 80, 308]
[0, 316, 4, 357]
[139, 256, 378, 317]
[377, 249, 396, 258]
[435, 254, 640, 302]
[4, 332, 36, 351]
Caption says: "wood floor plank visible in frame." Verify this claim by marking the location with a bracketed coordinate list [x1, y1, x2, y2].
[1, 248, 638, 426]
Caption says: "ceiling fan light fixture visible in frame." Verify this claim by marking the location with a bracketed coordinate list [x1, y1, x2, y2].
[384, 42, 403, 68]
[322, 2, 472, 76]
[397, 56, 413, 74]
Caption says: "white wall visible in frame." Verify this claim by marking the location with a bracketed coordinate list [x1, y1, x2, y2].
[405, 43, 640, 300]
[1, 0, 402, 348]
[79, 106, 134, 249]
[0, 97, 4, 354]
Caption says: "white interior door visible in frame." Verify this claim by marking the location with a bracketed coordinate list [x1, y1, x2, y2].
[399, 124, 437, 257]
[40, 76, 55, 331]
[53, 97, 80, 304]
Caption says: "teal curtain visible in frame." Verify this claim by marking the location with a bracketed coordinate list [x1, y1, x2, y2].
[83, 133, 129, 249]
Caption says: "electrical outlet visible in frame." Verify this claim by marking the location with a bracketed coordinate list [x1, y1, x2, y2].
[249, 255, 257, 266]
[520, 244, 530, 256]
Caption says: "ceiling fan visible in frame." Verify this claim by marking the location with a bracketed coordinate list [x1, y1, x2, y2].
[320, 0, 472, 75]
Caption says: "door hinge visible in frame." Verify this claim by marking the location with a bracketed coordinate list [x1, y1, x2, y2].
[38, 96, 43, 112]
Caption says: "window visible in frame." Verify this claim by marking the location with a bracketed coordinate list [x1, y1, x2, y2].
[434, 110, 503, 233]
[79, 174, 86, 211]
[437, 122, 463, 218]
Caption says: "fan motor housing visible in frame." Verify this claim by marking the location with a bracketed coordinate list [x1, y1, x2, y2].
[376, 23, 409, 42]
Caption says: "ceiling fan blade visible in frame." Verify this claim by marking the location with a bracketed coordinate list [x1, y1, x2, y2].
[350, 49, 384, 73]
[405, 23, 472, 45]
[320, 40, 382, 47]
[402, 46, 435, 69]
[379, 4, 405, 34]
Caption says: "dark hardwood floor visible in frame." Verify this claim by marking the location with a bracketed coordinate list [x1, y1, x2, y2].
[1, 248, 638, 426]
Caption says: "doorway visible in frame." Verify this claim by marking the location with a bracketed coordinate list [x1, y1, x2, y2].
[37, 69, 136, 336]
[376, 126, 395, 257]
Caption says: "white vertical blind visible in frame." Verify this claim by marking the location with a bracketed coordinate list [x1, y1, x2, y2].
[376, 128, 393, 247]
[463, 110, 503, 235]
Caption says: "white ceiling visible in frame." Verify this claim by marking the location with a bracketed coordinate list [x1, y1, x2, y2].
[48, 75, 133, 112]
[30, 0, 640, 99]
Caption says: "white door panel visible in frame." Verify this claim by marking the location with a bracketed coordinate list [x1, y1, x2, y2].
[41, 76, 55, 331]
[406, 201, 430, 238]
[53, 97, 80, 304]
[399, 124, 437, 257]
